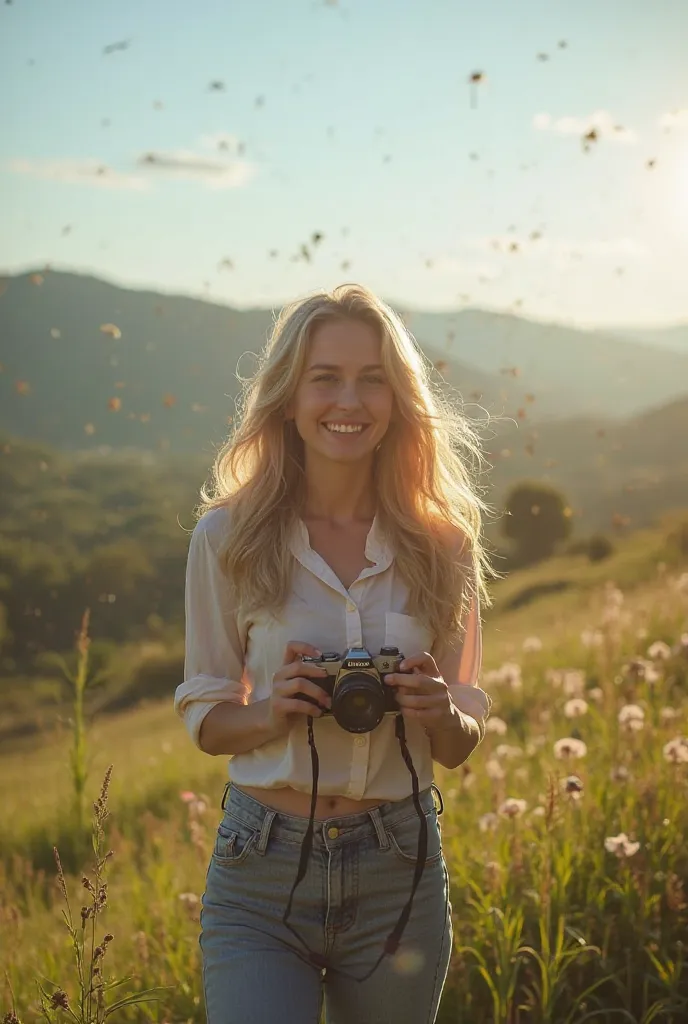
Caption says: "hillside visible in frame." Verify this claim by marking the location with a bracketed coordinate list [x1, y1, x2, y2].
[2, 270, 688, 457]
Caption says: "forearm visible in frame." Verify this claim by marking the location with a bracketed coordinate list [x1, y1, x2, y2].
[198, 698, 286, 756]
[427, 704, 481, 769]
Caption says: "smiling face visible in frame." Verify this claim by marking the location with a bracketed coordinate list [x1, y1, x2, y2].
[286, 318, 395, 467]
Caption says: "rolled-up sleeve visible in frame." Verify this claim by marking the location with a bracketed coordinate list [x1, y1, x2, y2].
[174, 514, 251, 749]
[433, 593, 492, 741]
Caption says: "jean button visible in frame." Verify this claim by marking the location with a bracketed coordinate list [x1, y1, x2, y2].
[327, 826, 339, 839]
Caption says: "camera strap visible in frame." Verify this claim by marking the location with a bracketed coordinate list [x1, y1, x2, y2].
[281, 712, 430, 982]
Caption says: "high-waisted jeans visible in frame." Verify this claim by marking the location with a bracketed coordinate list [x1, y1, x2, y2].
[199, 782, 453, 1024]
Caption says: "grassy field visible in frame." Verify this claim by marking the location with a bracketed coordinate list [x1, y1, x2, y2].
[1, 520, 687, 1023]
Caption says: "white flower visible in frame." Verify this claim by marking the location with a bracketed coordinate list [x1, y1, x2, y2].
[553, 737, 587, 760]
[588, 687, 604, 703]
[478, 811, 499, 832]
[486, 758, 506, 780]
[663, 737, 688, 764]
[563, 670, 586, 697]
[483, 661, 523, 690]
[660, 706, 679, 723]
[178, 892, 200, 907]
[495, 743, 523, 760]
[618, 704, 645, 731]
[610, 764, 630, 782]
[581, 629, 604, 648]
[522, 636, 543, 653]
[604, 832, 640, 858]
[564, 698, 589, 719]
[529, 806, 546, 818]
[647, 641, 672, 661]
[498, 797, 527, 819]
[485, 716, 508, 736]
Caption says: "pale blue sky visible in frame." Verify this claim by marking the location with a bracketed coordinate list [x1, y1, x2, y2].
[2, 0, 687, 326]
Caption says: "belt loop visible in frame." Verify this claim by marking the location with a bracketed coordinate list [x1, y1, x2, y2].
[255, 809, 276, 855]
[221, 781, 231, 811]
[431, 783, 444, 817]
[368, 806, 389, 850]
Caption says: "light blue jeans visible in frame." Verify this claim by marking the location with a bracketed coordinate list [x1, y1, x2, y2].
[199, 782, 453, 1024]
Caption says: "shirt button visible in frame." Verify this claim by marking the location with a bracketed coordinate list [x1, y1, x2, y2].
[327, 826, 339, 839]
[346, 601, 355, 612]
[354, 736, 367, 747]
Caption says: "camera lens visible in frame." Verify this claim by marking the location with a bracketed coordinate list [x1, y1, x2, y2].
[332, 673, 386, 733]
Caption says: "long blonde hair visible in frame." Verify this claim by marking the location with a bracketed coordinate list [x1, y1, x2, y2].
[197, 283, 501, 643]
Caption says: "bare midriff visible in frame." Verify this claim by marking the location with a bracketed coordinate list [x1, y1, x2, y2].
[234, 784, 384, 820]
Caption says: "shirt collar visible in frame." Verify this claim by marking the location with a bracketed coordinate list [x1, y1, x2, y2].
[289, 513, 394, 596]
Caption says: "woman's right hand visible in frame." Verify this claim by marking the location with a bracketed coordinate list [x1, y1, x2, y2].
[266, 641, 332, 733]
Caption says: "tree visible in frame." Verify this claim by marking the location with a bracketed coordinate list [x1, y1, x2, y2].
[501, 481, 572, 565]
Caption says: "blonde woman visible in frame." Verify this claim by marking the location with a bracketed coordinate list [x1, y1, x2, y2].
[175, 284, 498, 1024]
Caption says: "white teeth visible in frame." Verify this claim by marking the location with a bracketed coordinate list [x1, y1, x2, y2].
[325, 423, 364, 433]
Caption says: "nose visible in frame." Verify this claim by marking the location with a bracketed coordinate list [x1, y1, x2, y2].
[335, 378, 362, 410]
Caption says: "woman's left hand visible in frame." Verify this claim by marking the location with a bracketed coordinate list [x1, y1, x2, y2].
[384, 652, 457, 732]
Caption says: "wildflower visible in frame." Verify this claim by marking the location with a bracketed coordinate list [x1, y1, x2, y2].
[484, 861, 502, 886]
[562, 774, 584, 799]
[179, 892, 200, 907]
[486, 758, 506, 781]
[660, 706, 679, 723]
[47, 990, 70, 1011]
[662, 737, 688, 764]
[522, 636, 542, 653]
[514, 766, 529, 782]
[485, 716, 507, 735]
[672, 633, 688, 657]
[563, 670, 586, 697]
[604, 832, 640, 858]
[564, 698, 588, 718]
[478, 811, 499, 832]
[618, 704, 645, 732]
[553, 737, 587, 760]
[530, 805, 546, 818]
[581, 628, 604, 648]
[495, 743, 523, 760]
[180, 790, 197, 803]
[624, 658, 660, 684]
[483, 661, 522, 690]
[498, 797, 527, 818]
[647, 641, 672, 660]
[588, 687, 604, 703]
[610, 764, 630, 782]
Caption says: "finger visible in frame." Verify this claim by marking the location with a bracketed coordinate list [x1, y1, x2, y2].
[282, 640, 323, 665]
[277, 677, 332, 707]
[278, 698, 327, 717]
[281, 661, 330, 680]
[397, 652, 439, 676]
[386, 673, 443, 693]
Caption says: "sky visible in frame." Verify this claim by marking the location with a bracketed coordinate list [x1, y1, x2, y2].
[2, 0, 688, 328]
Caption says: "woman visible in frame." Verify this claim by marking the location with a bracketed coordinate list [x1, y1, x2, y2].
[175, 284, 498, 1024]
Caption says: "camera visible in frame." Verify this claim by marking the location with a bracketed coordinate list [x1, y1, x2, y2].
[296, 645, 405, 734]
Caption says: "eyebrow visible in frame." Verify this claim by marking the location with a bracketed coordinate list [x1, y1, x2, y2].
[306, 363, 384, 372]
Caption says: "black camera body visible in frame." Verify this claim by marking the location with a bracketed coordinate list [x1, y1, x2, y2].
[296, 645, 405, 734]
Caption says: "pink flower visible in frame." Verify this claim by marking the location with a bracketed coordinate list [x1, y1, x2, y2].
[179, 790, 197, 803]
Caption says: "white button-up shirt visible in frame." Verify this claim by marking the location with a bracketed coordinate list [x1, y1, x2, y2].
[174, 507, 492, 800]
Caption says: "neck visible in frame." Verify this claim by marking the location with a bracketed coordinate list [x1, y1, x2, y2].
[301, 452, 377, 523]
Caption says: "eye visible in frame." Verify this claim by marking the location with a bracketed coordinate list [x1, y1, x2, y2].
[363, 375, 386, 384]
[312, 374, 337, 382]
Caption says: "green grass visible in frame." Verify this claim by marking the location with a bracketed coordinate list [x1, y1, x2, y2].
[1, 520, 687, 1022]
